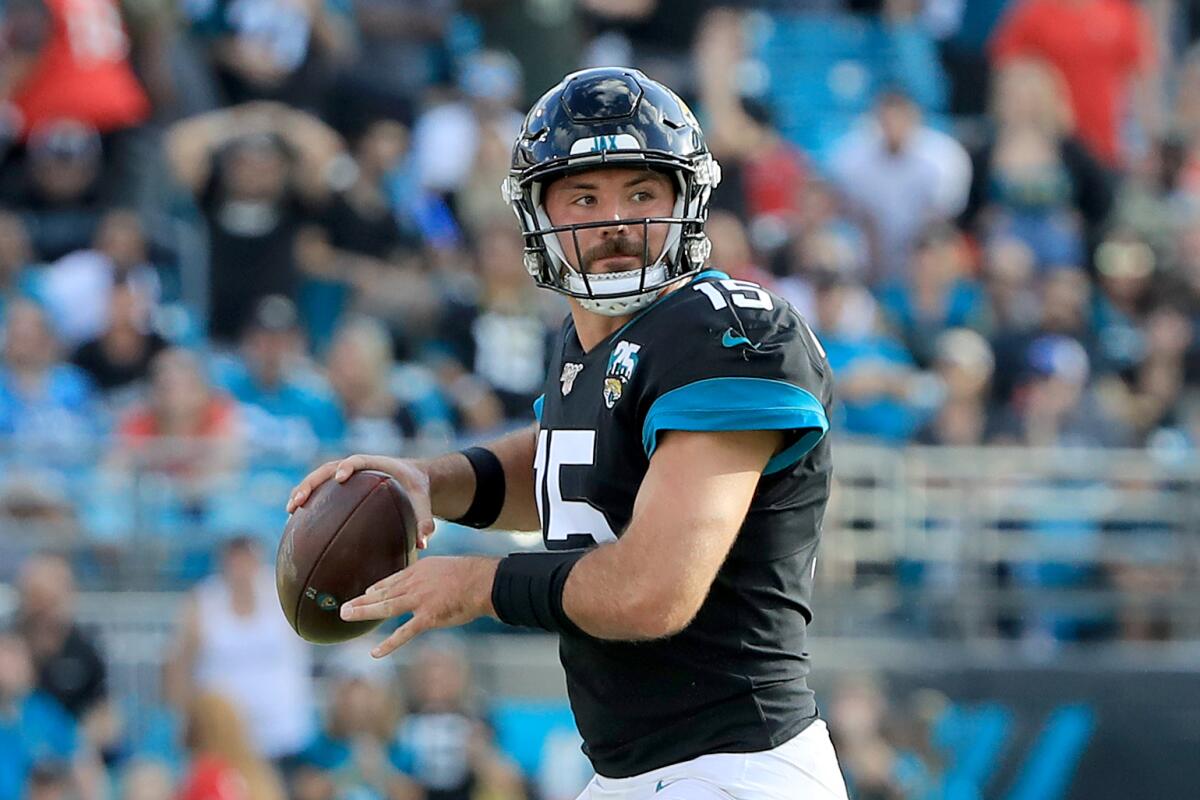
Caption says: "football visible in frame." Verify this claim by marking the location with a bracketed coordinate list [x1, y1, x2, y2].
[276, 469, 419, 644]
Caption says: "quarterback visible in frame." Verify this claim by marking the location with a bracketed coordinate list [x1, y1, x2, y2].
[288, 68, 849, 799]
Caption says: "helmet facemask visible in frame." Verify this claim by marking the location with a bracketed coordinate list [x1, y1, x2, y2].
[503, 151, 721, 316]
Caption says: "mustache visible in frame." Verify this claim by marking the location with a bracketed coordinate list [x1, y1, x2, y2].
[581, 235, 645, 271]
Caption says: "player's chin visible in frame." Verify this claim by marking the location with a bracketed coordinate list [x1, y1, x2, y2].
[586, 256, 643, 274]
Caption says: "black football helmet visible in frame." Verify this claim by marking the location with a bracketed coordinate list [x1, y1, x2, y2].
[502, 68, 721, 316]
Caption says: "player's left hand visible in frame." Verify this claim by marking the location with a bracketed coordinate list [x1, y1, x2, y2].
[340, 556, 499, 658]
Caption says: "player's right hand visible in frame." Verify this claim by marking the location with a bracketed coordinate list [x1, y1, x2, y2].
[287, 455, 436, 549]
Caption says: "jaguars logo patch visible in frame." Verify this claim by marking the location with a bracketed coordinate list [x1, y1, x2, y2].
[604, 341, 641, 409]
[306, 587, 339, 611]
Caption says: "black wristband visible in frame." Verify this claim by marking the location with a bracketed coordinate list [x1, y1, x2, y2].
[491, 550, 587, 636]
[450, 447, 506, 529]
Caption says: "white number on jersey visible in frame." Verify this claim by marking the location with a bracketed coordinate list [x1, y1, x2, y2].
[692, 278, 774, 311]
[534, 430, 618, 543]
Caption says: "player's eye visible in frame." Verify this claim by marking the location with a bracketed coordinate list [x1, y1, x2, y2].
[573, 194, 596, 207]
[631, 190, 655, 202]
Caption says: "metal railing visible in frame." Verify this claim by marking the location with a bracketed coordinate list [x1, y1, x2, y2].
[2, 438, 1198, 638]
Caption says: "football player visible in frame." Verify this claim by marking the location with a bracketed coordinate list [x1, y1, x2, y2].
[288, 68, 848, 799]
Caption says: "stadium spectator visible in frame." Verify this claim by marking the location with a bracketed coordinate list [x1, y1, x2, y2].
[15, 555, 119, 762]
[990, 0, 1160, 167]
[325, 314, 456, 454]
[71, 279, 168, 403]
[214, 294, 342, 451]
[165, 102, 344, 342]
[38, 209, 161, 348]
[293, 652, 418, 800]
[0, 629, 101, 800]
[2, 119, 111, 262]
[178, 692, 286, 800]
[186, 0, 353, 113]
[829, 88, 972, 284]
[410, 50, 525, 204]
[116, 759, 174, 800]
[338, 0, 452, 117]
[697, 8, 809, 259]
[963, 58, 1113, 271]
[813, 271, 933, 442]
[111, 347, 241, 524]
[989, 266, 1094, 407]
[0, 298, 101, 448]
[165, 536, 316, 768]
[878, 222, 986, 368]
[0, 210, 38, 323]
[298, 117, 426, 351]
[977, 235, 1040, 339]
[991, 334, 1131, 447]
[434, 221, 550, 426]
[391, 638, 525, 800]
[825, 675, 906, 800]
[917, 328, 996, 446]
[0, 0, 149, 141]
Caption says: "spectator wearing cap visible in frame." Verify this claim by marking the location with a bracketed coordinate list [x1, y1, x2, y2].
[213, 295, 343, 451]
[989, 266, 1095, 409]
[829, 87, 972, 285]
[991, 334, 1130, 447]
[166, 102, 344, 343]
[962, 58, 1113, 273]
[990, 0, 1159, 167]
[0, 628, 103, 800]
[878, 223, 987, 368]
[165, 536, 315, 770]
[0, 297, 102, 449]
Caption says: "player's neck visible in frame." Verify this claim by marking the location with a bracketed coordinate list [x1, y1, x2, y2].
[568, 280, 687, 353]
[569, 304, 630, 353]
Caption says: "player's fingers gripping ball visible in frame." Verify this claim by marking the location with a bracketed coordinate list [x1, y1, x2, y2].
[276, 470, 420, 644]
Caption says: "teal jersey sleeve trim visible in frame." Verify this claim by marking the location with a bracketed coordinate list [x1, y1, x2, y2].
[533, 394, 544, 422]
[692, 268, 730, 283]
[642, 377, 828, 474]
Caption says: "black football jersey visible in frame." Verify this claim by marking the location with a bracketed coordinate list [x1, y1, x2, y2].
[530, 269, 834, 778]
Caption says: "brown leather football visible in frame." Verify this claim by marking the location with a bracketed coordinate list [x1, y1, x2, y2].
[276, 469, 418, 644]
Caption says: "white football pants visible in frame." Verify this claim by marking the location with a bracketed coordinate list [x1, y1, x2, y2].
[573, 719, 850, 800]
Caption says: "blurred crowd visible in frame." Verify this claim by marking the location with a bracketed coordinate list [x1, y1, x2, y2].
[2, 0, 1200, 797]
[0, 0, 1199, 534]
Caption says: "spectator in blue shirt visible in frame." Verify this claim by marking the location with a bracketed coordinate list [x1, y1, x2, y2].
[814, 271, 936, 442]
[878, 223, 987, 367]
[0, 630, 94, 800]
[213, 294, 344, 453]
[0, 298, 102, 451]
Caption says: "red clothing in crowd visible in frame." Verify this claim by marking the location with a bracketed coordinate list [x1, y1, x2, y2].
[10, 0, 150, 138]
[177, 756, 249, 800]
[990, 0, 1156, 166]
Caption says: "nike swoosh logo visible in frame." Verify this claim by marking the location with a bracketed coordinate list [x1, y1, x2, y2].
[655, 779, 672, 793]
[721, 328, 752, 348]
